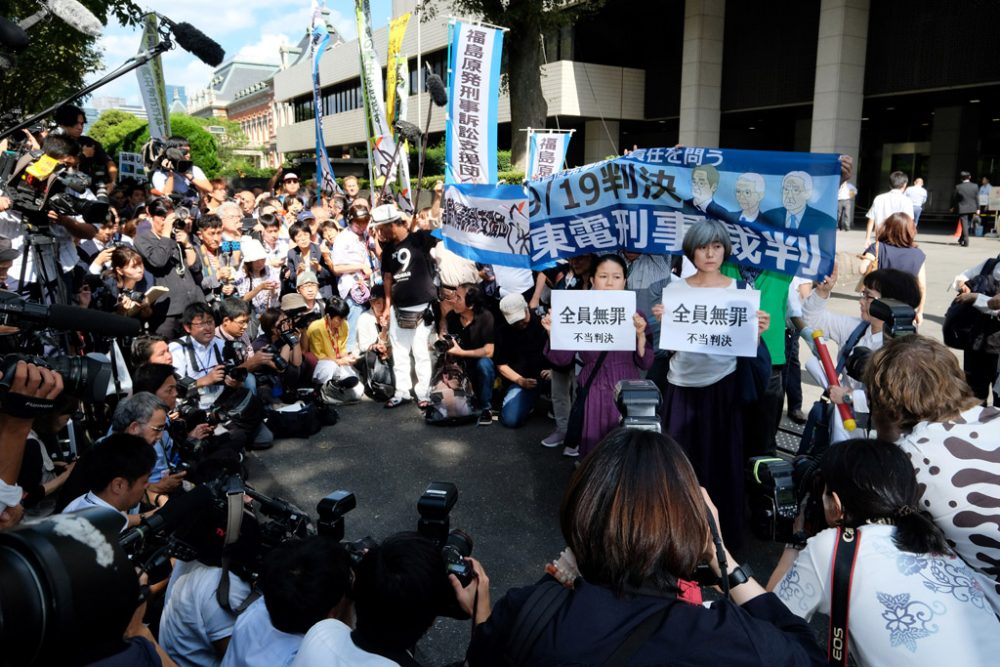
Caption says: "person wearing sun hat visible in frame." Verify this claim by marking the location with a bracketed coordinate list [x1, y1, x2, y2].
[234, 238, 281, 314]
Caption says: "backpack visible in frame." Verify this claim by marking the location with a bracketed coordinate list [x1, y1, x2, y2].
[265, 401, 322, 439]
[943, 255, 1000, 352]
[357, 349, 396, 403]
[424, 359, 478, 426]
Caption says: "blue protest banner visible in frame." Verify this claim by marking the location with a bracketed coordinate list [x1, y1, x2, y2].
[527, 147, 841, 279]
[439, 183, 531, 268]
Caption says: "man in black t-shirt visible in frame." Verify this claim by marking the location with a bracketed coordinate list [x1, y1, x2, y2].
[444, 284, 496, 425]
[373, 203, 438, 408]
[495, 293, 551, 428]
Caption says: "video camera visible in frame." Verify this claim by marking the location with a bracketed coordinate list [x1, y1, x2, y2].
[3, 151, 109, 225]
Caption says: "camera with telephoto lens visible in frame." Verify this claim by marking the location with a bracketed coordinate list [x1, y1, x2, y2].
[746, 454, 828, 544]
[222, 340, 249, 382]
[156, 145, 192, 175]
[0, 352, 111, 404]
[417, 481, 475, 588]
[259, 342, 288, 373]
[433, 334, 458, 354]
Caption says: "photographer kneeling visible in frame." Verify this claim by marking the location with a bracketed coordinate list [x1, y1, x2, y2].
[802, 267, 920, 442]
[132, 365, 214, 492]
[767, 439, 1000, 665]
[169, 302, 270, 452]
[251, 307, 304, 404]
[293, 532, 455, 667]
[304, 296, 363, 404]
[459, 428, 824, 666]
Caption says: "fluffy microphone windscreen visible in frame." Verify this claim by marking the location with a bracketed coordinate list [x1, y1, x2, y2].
[48, 304, 141, 337]
[425, 73, 448, 107]
[172, 22, 225, 67]
[394, 120, 423, 145]
[47, 0, 104, 37]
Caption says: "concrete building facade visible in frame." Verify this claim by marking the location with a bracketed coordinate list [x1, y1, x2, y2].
[272, 0, 1000, 217]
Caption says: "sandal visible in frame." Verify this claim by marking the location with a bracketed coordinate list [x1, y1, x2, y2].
[385, 396, 411, 409]
[417, 400, 432, 410]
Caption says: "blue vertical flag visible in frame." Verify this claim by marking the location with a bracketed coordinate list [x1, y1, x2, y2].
[527, 131, 572, 179]
[310, 2, 340, 197]
[445, 20, 504, 185]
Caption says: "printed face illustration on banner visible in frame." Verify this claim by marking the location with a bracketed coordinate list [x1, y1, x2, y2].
[526, 147, 840, 280]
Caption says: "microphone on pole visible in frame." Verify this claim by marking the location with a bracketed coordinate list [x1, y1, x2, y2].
[413, 64, 448, 212]
[156, 14, 225, 67]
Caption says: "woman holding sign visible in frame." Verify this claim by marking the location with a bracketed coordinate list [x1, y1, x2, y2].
[654, 219, 770, 548]
[542, 255, 654, 459]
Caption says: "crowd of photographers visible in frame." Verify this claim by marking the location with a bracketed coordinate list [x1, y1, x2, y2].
[1, 111, 999, 666]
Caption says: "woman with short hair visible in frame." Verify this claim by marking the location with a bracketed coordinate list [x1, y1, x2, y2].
[655, 219, 770, 547]
[456, 428, 824, 665]
[768, 438, 1000, 666]
[864, 334, 1000, 614]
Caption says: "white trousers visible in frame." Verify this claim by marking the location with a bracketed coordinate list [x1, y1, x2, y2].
[314, 360, 364, 401]
[389, 308, 433, 401]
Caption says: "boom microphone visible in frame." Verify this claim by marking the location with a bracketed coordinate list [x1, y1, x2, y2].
[425, 69, 448, 107]
[18, 0, 104, 38]
[158, 15, 225, 67]
[0, 292, 141, 337]
[45, 0, 103, 37]
[394, 120, 423, 145]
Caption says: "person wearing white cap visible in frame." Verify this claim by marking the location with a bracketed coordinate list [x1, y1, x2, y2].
[371, 203, 439, 408]
[494, 293, 552, 428]
[234, 238, 281, 314]
[279, 172, 301, 204]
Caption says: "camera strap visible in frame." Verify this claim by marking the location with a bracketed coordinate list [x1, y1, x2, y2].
[215, 487, 259, 616]
[828, 526, 861, 667]
[835, 322, 870, 375]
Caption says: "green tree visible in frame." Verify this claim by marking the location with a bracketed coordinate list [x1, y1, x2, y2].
[88, 109, 145, 156]
[0, 1, 144, 114]
[438, 0, 606, 169]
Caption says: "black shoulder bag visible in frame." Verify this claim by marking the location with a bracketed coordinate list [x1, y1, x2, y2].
[563, 351, 609, 450]
[828, 526, 861, 667]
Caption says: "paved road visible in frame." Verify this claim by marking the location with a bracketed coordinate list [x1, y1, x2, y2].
[245, 225, 998, 666]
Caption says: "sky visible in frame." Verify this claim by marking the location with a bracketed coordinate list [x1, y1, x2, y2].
[85, 0, 393, 106]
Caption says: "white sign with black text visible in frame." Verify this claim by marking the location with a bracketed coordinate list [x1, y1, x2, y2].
[551, 290, 637, 351]
[659, 287, 760, 357]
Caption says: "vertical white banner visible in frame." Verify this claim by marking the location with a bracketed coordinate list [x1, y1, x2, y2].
[135, 16, 170, 140]
[445, 20, 503, 185]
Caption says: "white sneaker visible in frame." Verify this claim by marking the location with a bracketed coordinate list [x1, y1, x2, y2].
[541, 430, 565, 448]
[562, 446, 579, 458]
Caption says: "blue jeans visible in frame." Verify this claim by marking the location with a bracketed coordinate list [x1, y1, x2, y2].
[345, 298, 367, 353]
[470, 357, 495, 411]
[500, 384, 539, 428]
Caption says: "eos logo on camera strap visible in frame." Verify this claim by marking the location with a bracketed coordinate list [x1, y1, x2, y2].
[828, 526, 860, 666]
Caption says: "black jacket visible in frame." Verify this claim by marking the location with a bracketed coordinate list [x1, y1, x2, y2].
[467, 576, 824, 666]
[953, 181, 979, 214]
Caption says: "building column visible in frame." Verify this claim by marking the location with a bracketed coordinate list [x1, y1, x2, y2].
[809, 0, 870, 161]
[584, 120, 620, 164]
[678, 0, 725, 148]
